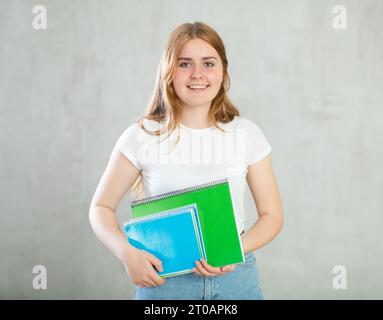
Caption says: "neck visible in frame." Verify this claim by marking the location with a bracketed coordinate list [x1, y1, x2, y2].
[179, 103, 211, 129]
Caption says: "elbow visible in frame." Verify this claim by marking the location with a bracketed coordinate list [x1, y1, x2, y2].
[276, 211, 284, 234]
[88, 204, 96, 228]
[88, 201, 101, 228]
[266, 209, 283, 235]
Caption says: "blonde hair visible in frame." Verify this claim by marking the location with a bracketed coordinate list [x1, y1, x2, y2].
[130, 21, 240, 200]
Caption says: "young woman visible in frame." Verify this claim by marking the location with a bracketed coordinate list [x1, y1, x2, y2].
[89, 22, 283, 300]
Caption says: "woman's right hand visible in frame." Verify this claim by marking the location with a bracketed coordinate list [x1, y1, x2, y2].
[121, 246, 166, 288]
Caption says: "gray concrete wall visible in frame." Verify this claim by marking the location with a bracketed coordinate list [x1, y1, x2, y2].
[0, 0, 382, 299]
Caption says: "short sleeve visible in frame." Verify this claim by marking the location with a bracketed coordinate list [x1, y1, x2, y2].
[114, 124, 142, 171]
[245, 119, 272, 166]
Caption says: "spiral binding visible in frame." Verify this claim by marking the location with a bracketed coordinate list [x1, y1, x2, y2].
[130, 177, 228, 208]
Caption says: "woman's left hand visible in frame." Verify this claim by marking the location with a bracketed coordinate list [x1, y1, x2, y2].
[193, 258, 236, 276]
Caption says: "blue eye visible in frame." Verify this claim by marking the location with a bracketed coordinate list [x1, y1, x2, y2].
[178, 62, 215, 68]
[179, 62, 191, 68]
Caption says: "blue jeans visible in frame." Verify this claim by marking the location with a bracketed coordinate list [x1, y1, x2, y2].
[134, 252, 264, 300]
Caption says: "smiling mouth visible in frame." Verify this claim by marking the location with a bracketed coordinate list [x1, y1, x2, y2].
[186, 85, 210, 92]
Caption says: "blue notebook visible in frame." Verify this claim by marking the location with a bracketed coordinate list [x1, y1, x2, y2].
[124, 204, 206, 278]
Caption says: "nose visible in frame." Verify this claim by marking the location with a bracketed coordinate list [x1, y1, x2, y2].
[191, 64, 204, 79]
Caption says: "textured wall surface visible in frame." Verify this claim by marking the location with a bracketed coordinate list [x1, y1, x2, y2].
[1, 0, 382, 299]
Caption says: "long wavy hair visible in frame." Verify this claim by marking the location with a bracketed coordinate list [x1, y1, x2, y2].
[129, 21, 240, 200]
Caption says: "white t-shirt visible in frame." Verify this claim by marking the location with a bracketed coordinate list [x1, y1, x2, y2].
[114, 115, 272, 233]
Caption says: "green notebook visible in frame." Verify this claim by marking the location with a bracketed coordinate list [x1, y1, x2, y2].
[130, 178, 245, 267]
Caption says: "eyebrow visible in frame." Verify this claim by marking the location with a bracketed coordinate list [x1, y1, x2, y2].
[177, 56, 218, 61]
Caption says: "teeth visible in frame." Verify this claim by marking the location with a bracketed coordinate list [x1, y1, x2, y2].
[188, 85, 208, 89]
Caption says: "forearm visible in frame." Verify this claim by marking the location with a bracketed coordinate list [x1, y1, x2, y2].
[89, 205, 135, 261]
[240, 212, 283, 254]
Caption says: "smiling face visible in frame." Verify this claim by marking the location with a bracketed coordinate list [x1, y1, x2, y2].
[172, 38, 224, 110]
